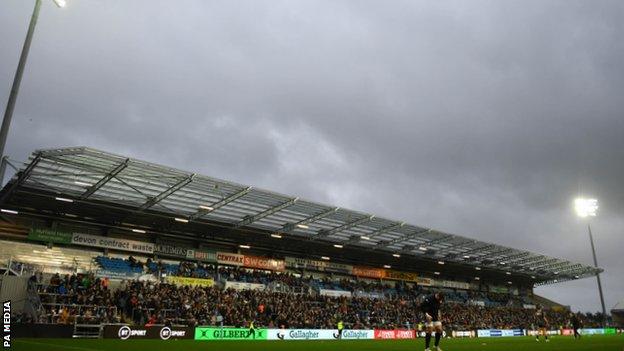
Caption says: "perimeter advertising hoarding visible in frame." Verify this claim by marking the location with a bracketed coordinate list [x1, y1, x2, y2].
[27, 228, 72, 244]
[154, 243, 190, 259]
[436, 280, 470, 290]
[165, 276, 214, 287]
[103, 325, 193, 340]
[319, 289, 352, 298]
[385, 270, 418, 282]
[477, 329, 524, 337]
[374, 330, 415, 339]
[561, 329, 574, 336]
[195, 327, 268, 340]
[266, 329, 374, 340]
[416, 277, 434, 286]
[186, 249, 217, 262]
[71, 233, 154, 254]
[224, 281, 265, 291]
[243, 255, 286, 271]
[452, 331, 475, 338]
[527, 330, 560, 336]
[580, 328, 605, 335]
[216, 252, 244, 266]
[417, 331, 447, 338]
[352, 266, 386, 279]
[285, 257, 353, 274]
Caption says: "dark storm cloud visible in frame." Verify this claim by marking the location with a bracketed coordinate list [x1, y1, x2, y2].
[1, 0, 622, 312]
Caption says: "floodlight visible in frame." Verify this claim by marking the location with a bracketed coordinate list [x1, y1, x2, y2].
[575, 198, 598, 218]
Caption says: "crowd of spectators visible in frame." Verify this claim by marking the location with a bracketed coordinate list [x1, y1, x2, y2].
[37, 273, 119, 324]
[32, 271, 607, 330]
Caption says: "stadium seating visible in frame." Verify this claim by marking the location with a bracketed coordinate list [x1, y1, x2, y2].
[94, 256, 143, 274]
[6, 246, 607, 330]
[28, 271, 607, 330]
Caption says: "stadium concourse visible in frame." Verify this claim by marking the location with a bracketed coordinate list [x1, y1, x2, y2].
[0, 147, 615, 343]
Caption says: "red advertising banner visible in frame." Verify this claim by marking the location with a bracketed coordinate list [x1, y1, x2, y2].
[352, 266, 386, 279]
[243, 255, 286, 272]
[216, 252, 244, 266]
[395, 330, 415, 339]
[561, 329, 574, 336]
[374, 330, 395, 339]
[374, 330, 415, 339]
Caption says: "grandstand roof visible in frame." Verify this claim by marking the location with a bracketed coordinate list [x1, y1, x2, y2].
[613, 300, 624, 312]
[0, 147, 601, 285]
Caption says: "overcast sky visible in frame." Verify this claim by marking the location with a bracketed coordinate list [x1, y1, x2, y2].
[1, 0, 622, 313]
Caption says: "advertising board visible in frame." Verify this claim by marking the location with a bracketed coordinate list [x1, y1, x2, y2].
[477, 329, 524, 337]
[266, 329, 374, 340]
[373, 330, 415, 339]
[103, 325, 192, 340]
[195, 327, 268, 340]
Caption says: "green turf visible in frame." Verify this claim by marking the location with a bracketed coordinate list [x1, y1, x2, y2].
[12, 335, 624, 351]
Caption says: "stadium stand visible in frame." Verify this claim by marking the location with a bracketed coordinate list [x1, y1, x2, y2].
[25, 268, 606, 330]
[0, 147, 609, 338]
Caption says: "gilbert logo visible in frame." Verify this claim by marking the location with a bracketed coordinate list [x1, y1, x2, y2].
[3, 301, 11, 349]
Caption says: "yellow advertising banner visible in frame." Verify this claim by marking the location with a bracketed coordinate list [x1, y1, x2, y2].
[416, 277, 434, 286]
[385, 270, 418, 282]
[166, 276, 214, 287]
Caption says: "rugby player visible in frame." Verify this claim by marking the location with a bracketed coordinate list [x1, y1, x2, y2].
[535, 306, 550, 342]
[421, 292, 445, 351]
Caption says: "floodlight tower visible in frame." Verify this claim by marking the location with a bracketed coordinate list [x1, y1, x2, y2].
[574, 198, 607, 326]
[0, 0, 67, 184]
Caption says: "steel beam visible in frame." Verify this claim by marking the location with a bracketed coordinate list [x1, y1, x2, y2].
[235, 197, 298, 228]
[315, 215, 374, 239]
[0, 152, 41, 203]
[349, 221, 405, 244]
[80, 158, 129, 199]
[526, 257, 559, 269]
[281, 207, 339, 233]
[375, 228, 432, 248]
[189, 186, 252, 221]
[139, 174, 195, 211]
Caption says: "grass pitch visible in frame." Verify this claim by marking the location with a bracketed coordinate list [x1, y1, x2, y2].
[13, 335, 624, 351]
